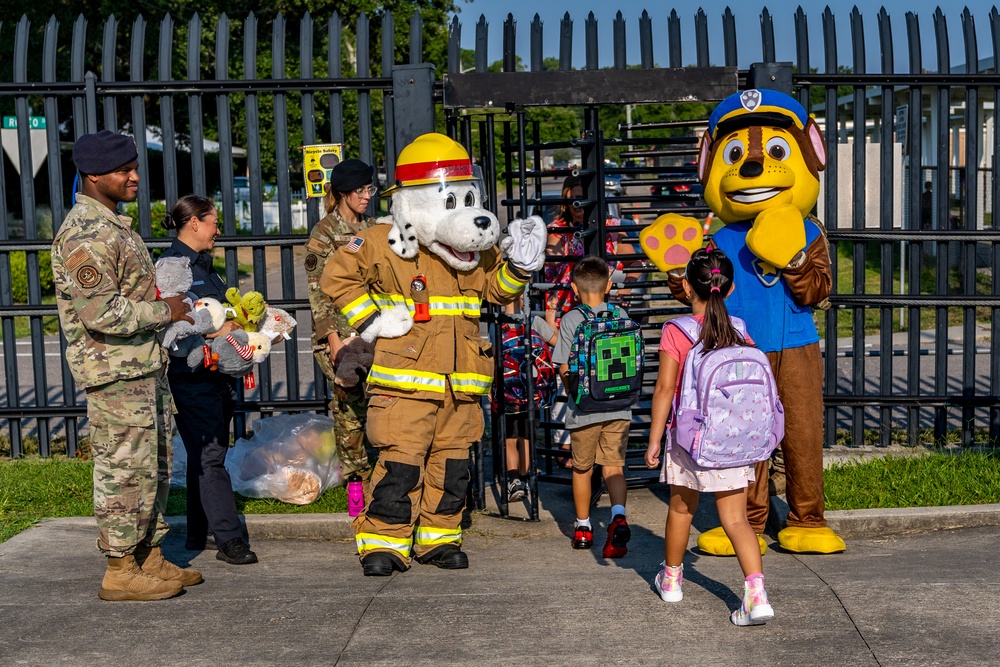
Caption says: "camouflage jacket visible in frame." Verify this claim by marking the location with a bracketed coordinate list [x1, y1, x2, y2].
[51, 194, 171, 389]
[305, 208, 373, 346]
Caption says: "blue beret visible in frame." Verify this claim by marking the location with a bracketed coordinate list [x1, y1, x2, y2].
[73, 130, 139, 175]
[707, 89, 808, 142]
[328, 159, 375, 193]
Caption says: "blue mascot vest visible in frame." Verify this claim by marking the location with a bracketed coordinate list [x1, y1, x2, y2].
[712, 220, 822, 353]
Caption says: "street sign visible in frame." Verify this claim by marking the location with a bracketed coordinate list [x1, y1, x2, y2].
[2, 116, 47, 130]
[894, 105, 907, 153]
[1, 116, 49, 177]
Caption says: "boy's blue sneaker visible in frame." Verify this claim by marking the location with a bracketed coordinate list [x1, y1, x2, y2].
[602, 514, 631, 558]
[572, 524, 594, 549]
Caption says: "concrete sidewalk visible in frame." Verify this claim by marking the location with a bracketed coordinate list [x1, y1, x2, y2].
[3, 481, 1000, 666]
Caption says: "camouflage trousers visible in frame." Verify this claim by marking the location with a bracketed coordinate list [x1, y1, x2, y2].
[315, 344, 372, 478]
[86, 369, 173, 557]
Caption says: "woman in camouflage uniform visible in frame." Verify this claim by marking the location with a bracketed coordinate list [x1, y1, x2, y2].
[305, 159, 378, 484]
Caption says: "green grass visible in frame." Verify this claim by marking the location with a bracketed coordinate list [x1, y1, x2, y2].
[827, 240, 993, 339]
[5, 450, 1000, 543]
[824, 450, 1000, 510]
[0, 457, 347, 544]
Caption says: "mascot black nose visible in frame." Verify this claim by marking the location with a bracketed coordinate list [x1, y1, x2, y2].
[473, 216, 492, 230]
[739, 161, 764, 178]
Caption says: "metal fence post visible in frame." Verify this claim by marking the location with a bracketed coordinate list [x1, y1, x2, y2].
[391, 64, 435, 159]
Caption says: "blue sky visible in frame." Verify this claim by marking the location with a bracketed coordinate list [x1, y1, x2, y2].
[451, 1, 994, 72]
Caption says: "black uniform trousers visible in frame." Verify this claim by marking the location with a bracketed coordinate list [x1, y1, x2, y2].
[168, 369, 244, 547]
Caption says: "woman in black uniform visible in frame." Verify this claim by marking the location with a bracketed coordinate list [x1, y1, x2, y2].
[161, 194, 257, 565]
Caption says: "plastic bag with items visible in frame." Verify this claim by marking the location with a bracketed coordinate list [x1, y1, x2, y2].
[225, 413, 343, 505]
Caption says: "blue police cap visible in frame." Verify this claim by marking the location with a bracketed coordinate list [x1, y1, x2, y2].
[707, 89, 809, 142]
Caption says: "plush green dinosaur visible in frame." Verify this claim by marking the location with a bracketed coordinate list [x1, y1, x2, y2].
[225, 287, 267, 332]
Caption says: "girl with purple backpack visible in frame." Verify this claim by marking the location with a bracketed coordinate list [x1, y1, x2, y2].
[645, 247, 775, 626]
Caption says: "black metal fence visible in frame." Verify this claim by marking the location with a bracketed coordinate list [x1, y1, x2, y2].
[2, 7, 999, 474]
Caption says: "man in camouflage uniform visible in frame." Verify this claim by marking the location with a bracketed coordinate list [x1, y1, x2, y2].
[51, 130, 200, 601]
[305, 159, 378, 481]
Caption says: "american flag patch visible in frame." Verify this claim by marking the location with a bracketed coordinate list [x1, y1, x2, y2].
[344, 236, 364, 252]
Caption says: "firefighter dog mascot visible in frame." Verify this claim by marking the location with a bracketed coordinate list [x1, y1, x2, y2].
[640, 89, 846, 555]
[321, 133, 546, 576]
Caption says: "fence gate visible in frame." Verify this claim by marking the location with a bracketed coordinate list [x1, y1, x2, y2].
[443, 63, 737, 516]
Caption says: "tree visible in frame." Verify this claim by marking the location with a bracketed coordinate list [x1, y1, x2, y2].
[0, 1, 458, 188]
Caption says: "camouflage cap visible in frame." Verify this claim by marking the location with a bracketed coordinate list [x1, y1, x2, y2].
[73, 130, 138, 175]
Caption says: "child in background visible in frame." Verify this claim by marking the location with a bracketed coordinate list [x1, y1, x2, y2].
[645, 247, 774, 626]
[551, 256, 632, 558]
[498, 302, 558, 502]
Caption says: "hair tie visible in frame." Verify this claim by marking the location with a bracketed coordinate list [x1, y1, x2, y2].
[705, 247, 713, 254]
[710, 268, 721, 274]
[710, 286, 721, 293]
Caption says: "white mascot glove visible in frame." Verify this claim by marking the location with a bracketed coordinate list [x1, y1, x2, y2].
[501, 215, 547, 272]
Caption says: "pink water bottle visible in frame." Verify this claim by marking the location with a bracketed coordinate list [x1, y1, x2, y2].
[347, 475, 365, 517]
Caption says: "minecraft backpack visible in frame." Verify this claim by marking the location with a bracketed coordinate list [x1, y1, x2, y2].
[666, 315, 784, 468]
[567, 304, 645, 412]
[491, 322, 556, 414]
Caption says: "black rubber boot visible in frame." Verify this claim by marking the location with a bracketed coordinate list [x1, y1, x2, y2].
[361, 551, 407, 576]
[416, 544, 469, 570]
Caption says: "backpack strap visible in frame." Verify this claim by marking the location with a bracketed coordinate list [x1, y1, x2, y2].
[664, 315, 701, 344]
[729, 316, 749, 339]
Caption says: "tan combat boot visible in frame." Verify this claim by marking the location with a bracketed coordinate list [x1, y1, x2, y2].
[98, 555, 183, 601]
[134, 544, 203, 587]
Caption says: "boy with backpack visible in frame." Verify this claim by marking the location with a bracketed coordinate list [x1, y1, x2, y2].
[645, 248, 780, 626]
[552, 256, 643, 558]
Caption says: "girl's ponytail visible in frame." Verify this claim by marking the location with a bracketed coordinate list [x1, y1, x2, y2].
[684, 247, 747, 352]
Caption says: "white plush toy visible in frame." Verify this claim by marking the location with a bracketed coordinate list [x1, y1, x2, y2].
[153, 256, 221, 352]
[258, 305, 297, 343]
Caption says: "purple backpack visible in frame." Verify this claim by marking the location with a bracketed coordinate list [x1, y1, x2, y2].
[666, 315, 784, 469]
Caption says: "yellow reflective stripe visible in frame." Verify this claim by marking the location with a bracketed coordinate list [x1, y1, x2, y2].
[450, 372, 493, 394]
[372, 293, 408, 309]
[356, 532, 412, 556]
[368, 365, 447, 392]
[368, 294, 482, 317]
[414, 526, 463, 546]
[498, 263, 528, 294]
[342, 294, 378, 327]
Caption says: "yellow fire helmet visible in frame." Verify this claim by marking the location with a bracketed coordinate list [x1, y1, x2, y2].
[383, 132, 478, 195]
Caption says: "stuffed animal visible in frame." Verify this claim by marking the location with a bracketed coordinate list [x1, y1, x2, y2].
[640, 88, 845, 555]
[320, 132, 546, 575]
[188, 329, 255, 376]
[258, 305, 297, 343]
[333, 337, 375, 388]
[193, 296, 227, 331]
[153, 256, 220, 351]
[225, 287, 267, 331]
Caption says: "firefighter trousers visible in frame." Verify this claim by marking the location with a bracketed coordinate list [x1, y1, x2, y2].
[353, 387, 482, 566]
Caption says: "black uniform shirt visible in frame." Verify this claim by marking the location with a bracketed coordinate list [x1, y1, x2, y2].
[159, 238, 228, 375]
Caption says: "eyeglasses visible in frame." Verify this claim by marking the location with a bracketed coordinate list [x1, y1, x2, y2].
[353, 185, 378, 197]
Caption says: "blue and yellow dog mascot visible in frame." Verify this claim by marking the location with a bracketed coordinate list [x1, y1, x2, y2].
[641, 88, 846, 555]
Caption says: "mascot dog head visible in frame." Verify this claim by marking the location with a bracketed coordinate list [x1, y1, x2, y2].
[383, 133, 499, 271]
[698, 88, 826, 224]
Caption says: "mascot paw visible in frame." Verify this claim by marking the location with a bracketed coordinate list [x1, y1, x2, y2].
[745, 204, 807, 269]
[777, 526, 846, 554]
[639, 213, 704, 271]
[360, 304, 413, 343]
[696, 526, 767, 556]
[501, 215, 547, 272]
